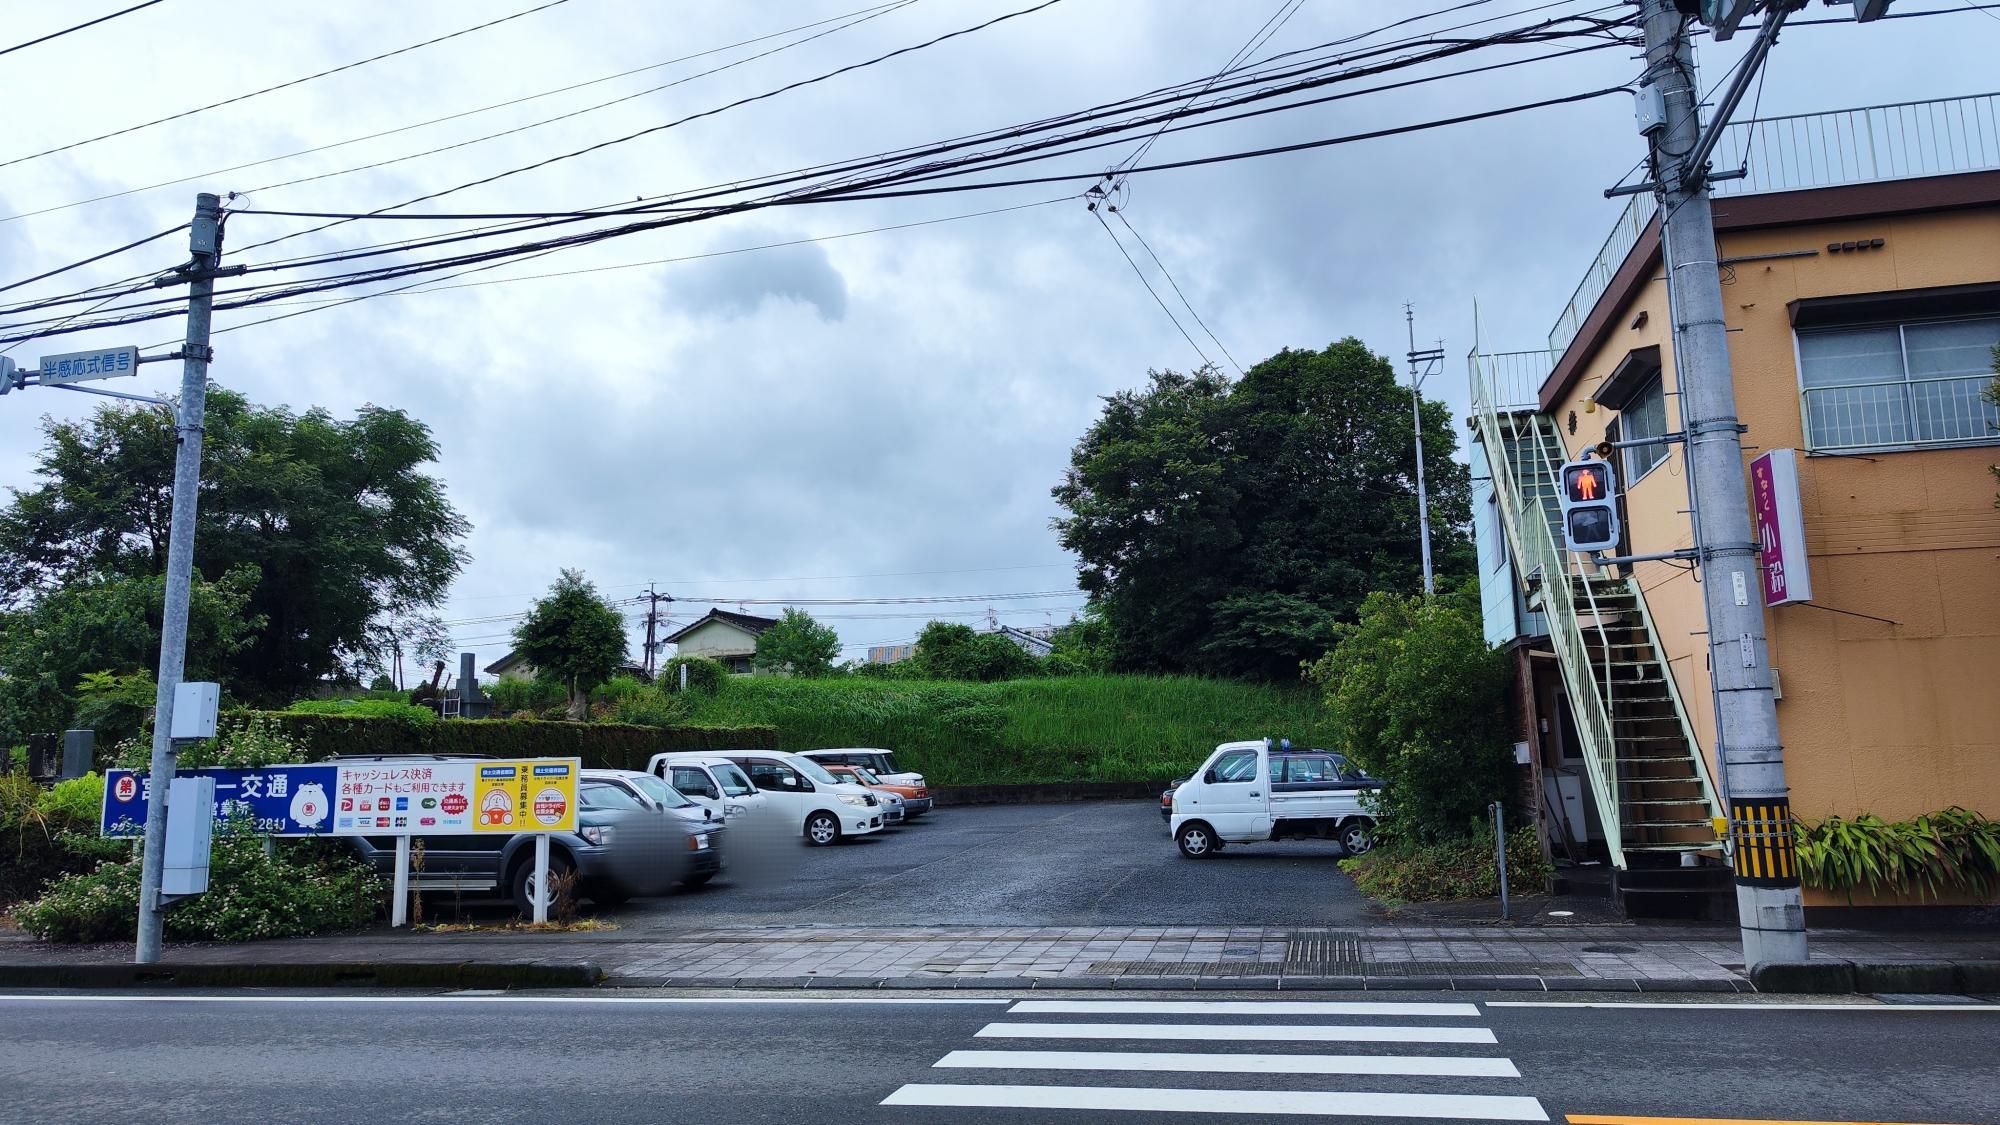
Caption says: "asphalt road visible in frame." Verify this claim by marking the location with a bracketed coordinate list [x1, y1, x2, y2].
[603, 799, 1375, 930]
[5, 992, 1996, 1123]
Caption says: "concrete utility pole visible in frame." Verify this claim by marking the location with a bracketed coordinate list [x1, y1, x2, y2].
[1404, 305, 1441, 596]
[1636, 0, 1806, 968]
[135, 193, 222, 965]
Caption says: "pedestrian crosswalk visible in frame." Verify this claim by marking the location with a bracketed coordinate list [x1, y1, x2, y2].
[880, 997, 1547, 1121]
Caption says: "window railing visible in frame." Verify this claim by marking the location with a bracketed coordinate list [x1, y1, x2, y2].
[1548, 93, 2000, 359]
[1803, 374, 2000, 451]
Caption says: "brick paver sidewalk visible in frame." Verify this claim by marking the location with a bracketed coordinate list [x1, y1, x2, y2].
[7, 922, 1997, 991]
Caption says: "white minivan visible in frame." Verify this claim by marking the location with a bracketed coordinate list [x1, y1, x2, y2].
[645, 754, 767, 829]
[663, 751, 886, 846]
[1169, 739, 1381, 859]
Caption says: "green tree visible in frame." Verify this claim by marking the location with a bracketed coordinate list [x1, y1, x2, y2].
[1045, 607, 1113, 675]
[0, 568, 261, 746]
[1052, 341, 1473, 679]
[1305, 581, 1511, 845]
[911, 620, 1041, 682]
[752, 608, 842, 678]
[512, 569, 628, 718]
[0, 387, 468, 700]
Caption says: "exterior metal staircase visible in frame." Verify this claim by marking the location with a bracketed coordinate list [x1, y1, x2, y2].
[1471, 353, 1726, 876]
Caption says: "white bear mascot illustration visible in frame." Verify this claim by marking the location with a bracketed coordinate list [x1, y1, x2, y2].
[290, 781, 330, 829]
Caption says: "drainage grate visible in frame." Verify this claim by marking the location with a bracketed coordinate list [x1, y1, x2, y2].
[1084, 959, 1582, 978]
[1284, 928, 1364, 963]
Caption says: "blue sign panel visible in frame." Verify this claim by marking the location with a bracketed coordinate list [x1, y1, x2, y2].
[102, 765, 340, 838]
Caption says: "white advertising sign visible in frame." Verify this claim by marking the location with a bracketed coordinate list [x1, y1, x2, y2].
[332, 761, 477, 835]
[38, 345, 140, 385]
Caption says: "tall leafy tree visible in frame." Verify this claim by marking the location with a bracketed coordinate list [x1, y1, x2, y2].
[0, 387, 468, 700]
[752, 608, 842, 678]
[0, 568, 261, 745]
[1053, 340, 1472, 679]
[513, 569, 628, 718]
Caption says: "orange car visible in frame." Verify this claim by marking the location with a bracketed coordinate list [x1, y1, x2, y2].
[823, 763, 932, 819]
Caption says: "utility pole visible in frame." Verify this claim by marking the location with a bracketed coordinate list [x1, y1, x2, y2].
[135, 192, 223, 965]
[643, 584, 659, 677]
[1404, 305, 1442, 596]
[1636, 0, 1806, 968]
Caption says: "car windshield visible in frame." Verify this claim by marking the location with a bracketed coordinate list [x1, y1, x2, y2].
[791, 756, 843, 787]
[711, 763, 756, 798]
[631, 774, 693, 808]
[849, 766, 883, 785]
[580, 782, 644, 811]
[875, 753, 902, 774]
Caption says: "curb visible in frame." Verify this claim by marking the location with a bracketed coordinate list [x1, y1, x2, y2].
[0, 961, 604, 990]
[1752, 960, 2000, 996]
[607, 973, 1761, 992]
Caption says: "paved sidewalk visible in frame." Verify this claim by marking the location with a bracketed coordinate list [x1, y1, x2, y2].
[6, 922, 1997, 991]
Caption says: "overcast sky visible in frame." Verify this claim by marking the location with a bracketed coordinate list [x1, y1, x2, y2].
[1, 0, 1992, 668]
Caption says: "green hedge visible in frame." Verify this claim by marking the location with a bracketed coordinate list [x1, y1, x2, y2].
[228, 711, 776, 771]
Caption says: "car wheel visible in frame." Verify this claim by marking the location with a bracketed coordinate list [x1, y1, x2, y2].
[511, 848, 574, 916]
[1176, 821, 1218, 859]
[1339, 818, 1376, 856]
[804, 810, 841, 847]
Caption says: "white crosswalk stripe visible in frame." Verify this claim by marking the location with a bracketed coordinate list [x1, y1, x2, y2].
[881, 996, 1547, 1121]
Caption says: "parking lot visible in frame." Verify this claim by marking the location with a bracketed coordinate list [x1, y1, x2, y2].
[598, 799, 1375, 932]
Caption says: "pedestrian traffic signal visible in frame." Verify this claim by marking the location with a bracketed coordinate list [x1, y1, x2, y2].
[0, 357, 21, 396]
[1558, 458, 1620, 554]
[1696, 0, 1757, 41]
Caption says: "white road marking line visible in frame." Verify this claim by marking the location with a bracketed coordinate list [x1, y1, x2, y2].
[976, 1021, 1498, 1044]
[1487, 1001, 2000, 1012]
[934, 1049, 1521, 1078]
[0, 994, 1010, 1006]
[881, 1083, 1549, 1120]
[1009, 1000, 1481, 1017]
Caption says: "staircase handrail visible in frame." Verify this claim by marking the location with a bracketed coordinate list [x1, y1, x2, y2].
[1625, 576, 1726, 820]
[1470, 351, 1627, 867]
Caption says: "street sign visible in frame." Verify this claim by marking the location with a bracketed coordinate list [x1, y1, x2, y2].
[38, 345, 139, 385]
[1557, 458, 1621, 553]
[1751, 448, 1812, 606]
[103, 765, 339, 838]
[0, 357, 21, 395]
[335, 760, 480, 834]
[473, 759, 579, 834]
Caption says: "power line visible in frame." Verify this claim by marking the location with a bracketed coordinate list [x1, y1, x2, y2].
[0, 0, 913, 226]
[0, 0, 574, 170]
[228, 0, 1073, 258]
[234, 0, 924, 200]
[0, 0, 167, 58]
[0, 223, 187, 296]
[0, 82, 1631, 348]
[1114, 209, 1242, 375]
[1093, 208, 1210, 369]
[0, 7, 1632, 340]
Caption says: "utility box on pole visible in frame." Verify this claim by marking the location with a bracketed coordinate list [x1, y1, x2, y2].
[162, 775, 215, 897]
[169, 682, 220, 741]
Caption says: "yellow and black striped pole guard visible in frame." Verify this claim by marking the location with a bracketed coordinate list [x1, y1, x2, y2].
[1730, 797, 1801, 888]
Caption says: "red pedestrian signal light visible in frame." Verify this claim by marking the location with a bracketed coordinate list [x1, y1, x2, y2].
[1556, 458, 1620, 554]
[1564, 463, 1610, 503]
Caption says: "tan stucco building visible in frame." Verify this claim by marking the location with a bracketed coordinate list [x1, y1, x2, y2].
[664, 609, 779, 675]
[1472, 93, 2000, 915]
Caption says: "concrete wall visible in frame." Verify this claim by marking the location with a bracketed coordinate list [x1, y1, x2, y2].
[1545, 203, 2000, 892]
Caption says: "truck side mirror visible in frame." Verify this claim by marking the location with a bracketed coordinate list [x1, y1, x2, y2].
[1203, 768, 1218, 784]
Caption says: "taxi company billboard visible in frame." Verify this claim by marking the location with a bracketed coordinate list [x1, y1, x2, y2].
[107, 758, 579, 837]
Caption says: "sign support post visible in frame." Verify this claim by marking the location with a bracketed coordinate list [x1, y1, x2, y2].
[392, 835, 412, 928]
[532, 834, 552, 923]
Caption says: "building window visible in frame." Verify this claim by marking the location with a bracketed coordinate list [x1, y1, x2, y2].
[1486, 489, 1508, 573]
[1798, 316, 2000, 451]
[1620, 373, 1671, 481]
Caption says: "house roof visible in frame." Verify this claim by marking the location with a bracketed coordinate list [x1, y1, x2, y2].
[662, 608, 782, 644]
[482, 650, 530, 675]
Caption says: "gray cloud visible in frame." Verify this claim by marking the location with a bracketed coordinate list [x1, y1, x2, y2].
[671, 232, 849, 322]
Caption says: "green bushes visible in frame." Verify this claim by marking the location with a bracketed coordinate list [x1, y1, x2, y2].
[1, 773, 118, 906]
[1340, 828, 1550, 904]
[486, 676, 565, 716]
[286, 698, 437, 724]
[13, 825, 382, 943]
[675, 674, 1333, 785]
[660, 656, 725, 696]
[1797, 807, 2000, 901]
[1305, 586, 1512, 845]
